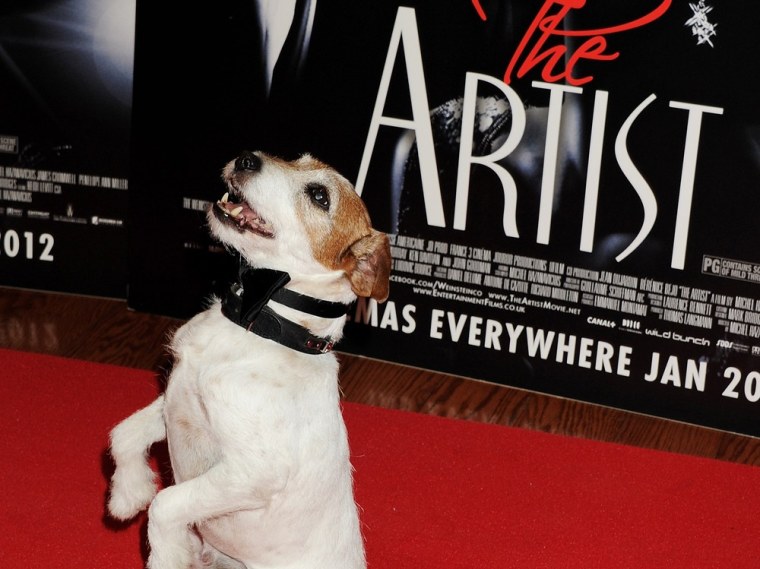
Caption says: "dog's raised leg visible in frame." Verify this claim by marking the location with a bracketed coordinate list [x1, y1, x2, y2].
[146, 460, 283, 569]
[109, 395, 167, 520]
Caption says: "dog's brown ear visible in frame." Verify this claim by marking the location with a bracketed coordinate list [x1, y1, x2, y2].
[342, 230, 392, 302]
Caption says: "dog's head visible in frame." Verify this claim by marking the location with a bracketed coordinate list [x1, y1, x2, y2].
[209, 151, 391, 302]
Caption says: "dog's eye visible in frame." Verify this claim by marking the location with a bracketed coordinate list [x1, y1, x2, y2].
[306, 183, 330, 211]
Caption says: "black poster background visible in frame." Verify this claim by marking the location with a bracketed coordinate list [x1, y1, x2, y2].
[128, 1, 760, 436]
[0, 2, 133, 297]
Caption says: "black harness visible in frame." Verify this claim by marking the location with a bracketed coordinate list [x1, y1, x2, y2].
[221, 267, 350, 355]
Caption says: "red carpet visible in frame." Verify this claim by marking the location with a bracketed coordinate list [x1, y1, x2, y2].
[2, 348, 759, 568]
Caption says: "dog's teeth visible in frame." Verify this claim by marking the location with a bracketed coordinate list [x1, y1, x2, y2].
[230, 206, 244, 218]
[221, 192, 229, 203]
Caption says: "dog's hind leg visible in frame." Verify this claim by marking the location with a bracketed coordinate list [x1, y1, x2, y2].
[108, 395, 167, 521]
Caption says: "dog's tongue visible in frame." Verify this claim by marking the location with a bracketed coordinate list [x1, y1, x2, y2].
[216, 193, 274, 236]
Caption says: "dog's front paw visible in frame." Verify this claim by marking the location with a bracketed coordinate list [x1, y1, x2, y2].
[108, 487, 156, 521]
[146, 495, 197, 569]
[108, 466, 157, 520]
[108, 465, 158, 520]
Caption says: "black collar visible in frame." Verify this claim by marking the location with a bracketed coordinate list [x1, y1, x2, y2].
[221, 267, 350, 355]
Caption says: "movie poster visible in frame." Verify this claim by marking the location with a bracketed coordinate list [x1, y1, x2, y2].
[0, 1, 134, 297]
[129, 1, 760, 436]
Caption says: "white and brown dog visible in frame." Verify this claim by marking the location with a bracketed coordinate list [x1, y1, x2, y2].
[107, 151, 391, 569]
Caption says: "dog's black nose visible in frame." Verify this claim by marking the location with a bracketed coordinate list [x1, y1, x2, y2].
[235, 152, 261, 172]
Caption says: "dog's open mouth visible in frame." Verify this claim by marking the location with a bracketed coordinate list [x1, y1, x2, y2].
[213, 192, 274, 237]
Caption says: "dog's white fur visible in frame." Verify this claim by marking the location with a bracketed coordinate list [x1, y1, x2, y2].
[107, 151, 391, 569]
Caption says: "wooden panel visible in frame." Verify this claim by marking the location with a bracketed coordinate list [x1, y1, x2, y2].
[2, 286, 758, 465]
